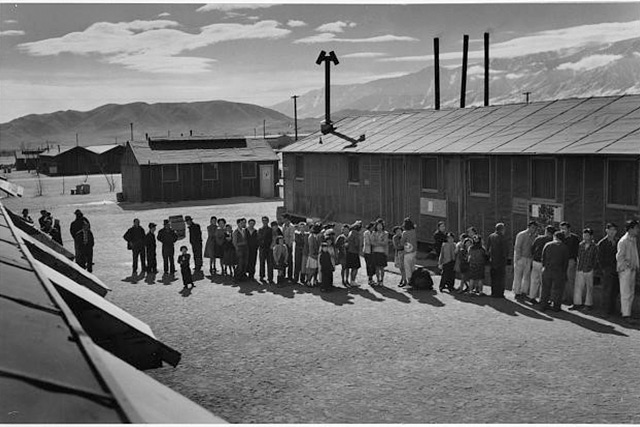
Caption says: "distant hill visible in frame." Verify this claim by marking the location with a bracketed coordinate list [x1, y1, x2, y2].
[0, 100, 318, 150]
[271, 37, 640, 118]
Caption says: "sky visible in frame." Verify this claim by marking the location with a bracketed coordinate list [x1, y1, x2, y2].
[0, 1, 639, 123]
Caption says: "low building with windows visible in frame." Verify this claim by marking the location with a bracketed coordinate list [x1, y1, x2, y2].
[280, 95, 640, 247]
[38, 144, 124, 176]
[120, 136, 279, 202]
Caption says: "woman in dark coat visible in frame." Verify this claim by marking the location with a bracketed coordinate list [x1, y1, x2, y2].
[204, 216, 217, 274]
[346, 221, 362, 286]
[177, 245, 194, 289]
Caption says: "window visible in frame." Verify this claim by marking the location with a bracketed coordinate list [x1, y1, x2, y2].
[161, 165, 178, 182]
[608, 159, 639, 207]
[531, 158, 556, 200]
[241, 162, 256, 179]
[468, 158, 490, 195]
[348, 156, 359, 183]
[202, 163, 219, 181]
[295, 155, 304, 180]
[421, 157, 438, 191]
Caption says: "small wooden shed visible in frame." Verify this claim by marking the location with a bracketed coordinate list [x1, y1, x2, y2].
[120, 136, 279, 202]
[280, 95, 640, 246]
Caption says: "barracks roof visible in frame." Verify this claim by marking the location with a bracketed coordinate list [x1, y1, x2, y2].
[280, 95, 640, 155]
[129, 137, 279, 165]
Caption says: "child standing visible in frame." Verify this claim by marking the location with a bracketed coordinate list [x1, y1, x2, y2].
[455, 237, 472, 293]
[222, 224, 236, 277]
[468, 236, 487, 296]
[305, 224, 321, 287]
[273, 235, 289, 285]
[177, 245, 194, 289]
[319, 242, 335, 292]
[335, 224, 350, 287]
[438, 232, 457, 292]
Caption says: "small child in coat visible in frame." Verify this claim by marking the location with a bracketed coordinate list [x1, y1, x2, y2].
[178, 245, 194, 289]
[319, 242, 335, 292]
[273, 235, 289, 285]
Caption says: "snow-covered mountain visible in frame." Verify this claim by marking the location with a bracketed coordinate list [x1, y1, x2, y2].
[271, 37, 640, 118]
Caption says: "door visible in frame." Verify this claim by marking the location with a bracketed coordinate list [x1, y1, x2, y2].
[259, 164, 274, 198]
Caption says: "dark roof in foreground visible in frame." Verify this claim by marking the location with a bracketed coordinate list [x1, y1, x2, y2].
[281, 95, 640, 155]
[129, 137, 279, 165]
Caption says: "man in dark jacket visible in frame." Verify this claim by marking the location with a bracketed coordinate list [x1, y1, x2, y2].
[124, 218, 147, 275]
[233, 218, 248, 281]
[597, 223, 619, 317]
[257, 216, 274, 283]
[246, 218, 259, 279]
[486, 222, 509, 298]
[560, 221, 581, 303]
[185, 216, 203, 272]
[70, 209, 90, 260]
[145, 222, 158, 274]
[157, 219, 178, 275]
[74, 221, 94, 272]
[540, 231, 570, 312]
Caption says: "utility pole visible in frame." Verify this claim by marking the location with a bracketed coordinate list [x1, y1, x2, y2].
[291, 95, 299, 141]
[130, 122, 134, 141]
[263, 119, 266, 139]
[523, 91, 532, 104]
[460, 34, 469, 108]
[433, 38, 440, 110]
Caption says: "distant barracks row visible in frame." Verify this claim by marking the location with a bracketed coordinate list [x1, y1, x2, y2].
[281, 95, 640, 247]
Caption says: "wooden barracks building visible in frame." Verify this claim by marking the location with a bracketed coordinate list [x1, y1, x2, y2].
[121, 135, 279, 202]
[280, 95, 640, 246]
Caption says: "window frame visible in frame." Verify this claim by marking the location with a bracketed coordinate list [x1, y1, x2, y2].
[606, 158, 639, 209]
[421, 156, 439, 192]
[530, 157, 557, 201]
[202, 162, 219, 181]
[468, 156, 491, 197]
[161, 164, 178, 183]
[295, 154, 304, 181]
[347, 156, 360, 185]
[241, 161, 257, 179]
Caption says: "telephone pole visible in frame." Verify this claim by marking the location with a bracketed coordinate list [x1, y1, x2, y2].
[291, 95, 299, 141]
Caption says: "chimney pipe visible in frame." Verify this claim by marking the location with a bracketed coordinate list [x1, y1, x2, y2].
[130, 122, 133, 141]
[190, 129, 193, 137]
[484, 32, 490, 107]
[460, 34, 469, 108]
[145, 133, 148, 141]
[433, 37, 440, 110]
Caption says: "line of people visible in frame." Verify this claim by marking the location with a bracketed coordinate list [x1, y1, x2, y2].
[123, 214, 421, 293]
[434, 219, 640, 325]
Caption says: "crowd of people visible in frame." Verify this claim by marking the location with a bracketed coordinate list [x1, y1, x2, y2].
[121, 214, 420, 293]
[432, 219, 640, 325]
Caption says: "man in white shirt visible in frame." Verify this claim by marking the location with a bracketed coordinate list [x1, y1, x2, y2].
[513, 221, 537, 300]
[616, 219, 639, 325]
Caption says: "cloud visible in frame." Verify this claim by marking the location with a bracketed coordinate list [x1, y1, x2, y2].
[197, 3, 276, 12]
[247, 16, 261, 21]
[3, 19, 18, 24]
[342, 52, 388, 58]
[0, 30, 25, 37]
[295, 33, 418, 44]
[557, 54, 624, 72]
[157, 12, 171, 17]
[18, 19, 291, 74]
[382, 19, 640, 62]
[315, 21, 356, 33]
[287, 19, 307, 28]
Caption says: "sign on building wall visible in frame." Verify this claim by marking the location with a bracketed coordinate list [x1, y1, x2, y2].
[420, 197, 447, 218]
[529, 202, 563, 227]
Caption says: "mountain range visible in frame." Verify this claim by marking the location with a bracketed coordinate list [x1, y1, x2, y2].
[0, 100, 316, 151]
[270, 37, 640, 118]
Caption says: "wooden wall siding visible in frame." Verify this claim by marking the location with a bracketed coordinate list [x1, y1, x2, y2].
[584, 156, 606, 232]
[564, 157, 584, 228]
[604, 157, 640, 228]
[495, 156, 513, 228]
[419, 156, 447, 242]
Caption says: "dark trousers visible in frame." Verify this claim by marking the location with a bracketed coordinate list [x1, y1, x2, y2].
[285, 244, 294, 278]
[235, 246, 248, 279]
[132, 245, 146, 272]
[441, 261, 456, 289]
[77, 246, 94, 272]
[259, 246, 273, 281]
[364, 253, 375, 278]
[601, 268, 620, 314]
[192, 242, 203, 270]
[294, 249, 304, 282]
[321, 268, 334, 290]
[162, 246, 175, 274]
[247, 246, 258, 277]
[541, 271, 565, 308]
[146, 246, 157, 273]
[490, 266, 506, 297]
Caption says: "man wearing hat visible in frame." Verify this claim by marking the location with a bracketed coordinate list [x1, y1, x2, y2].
[70, 209, 90, 260]
[157, 219, 178, 275]
[145, 222, 158, 274]
[124, 218, 147, 275]
[185, 216, 203, 273]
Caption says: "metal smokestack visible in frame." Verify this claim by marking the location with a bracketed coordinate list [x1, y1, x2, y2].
[484, 32, 490, 107]
[460, 34, 469, 108]
[434, 37, 440, 110]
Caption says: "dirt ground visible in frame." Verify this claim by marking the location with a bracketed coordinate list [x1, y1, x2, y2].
[4, 171, 640, 423]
